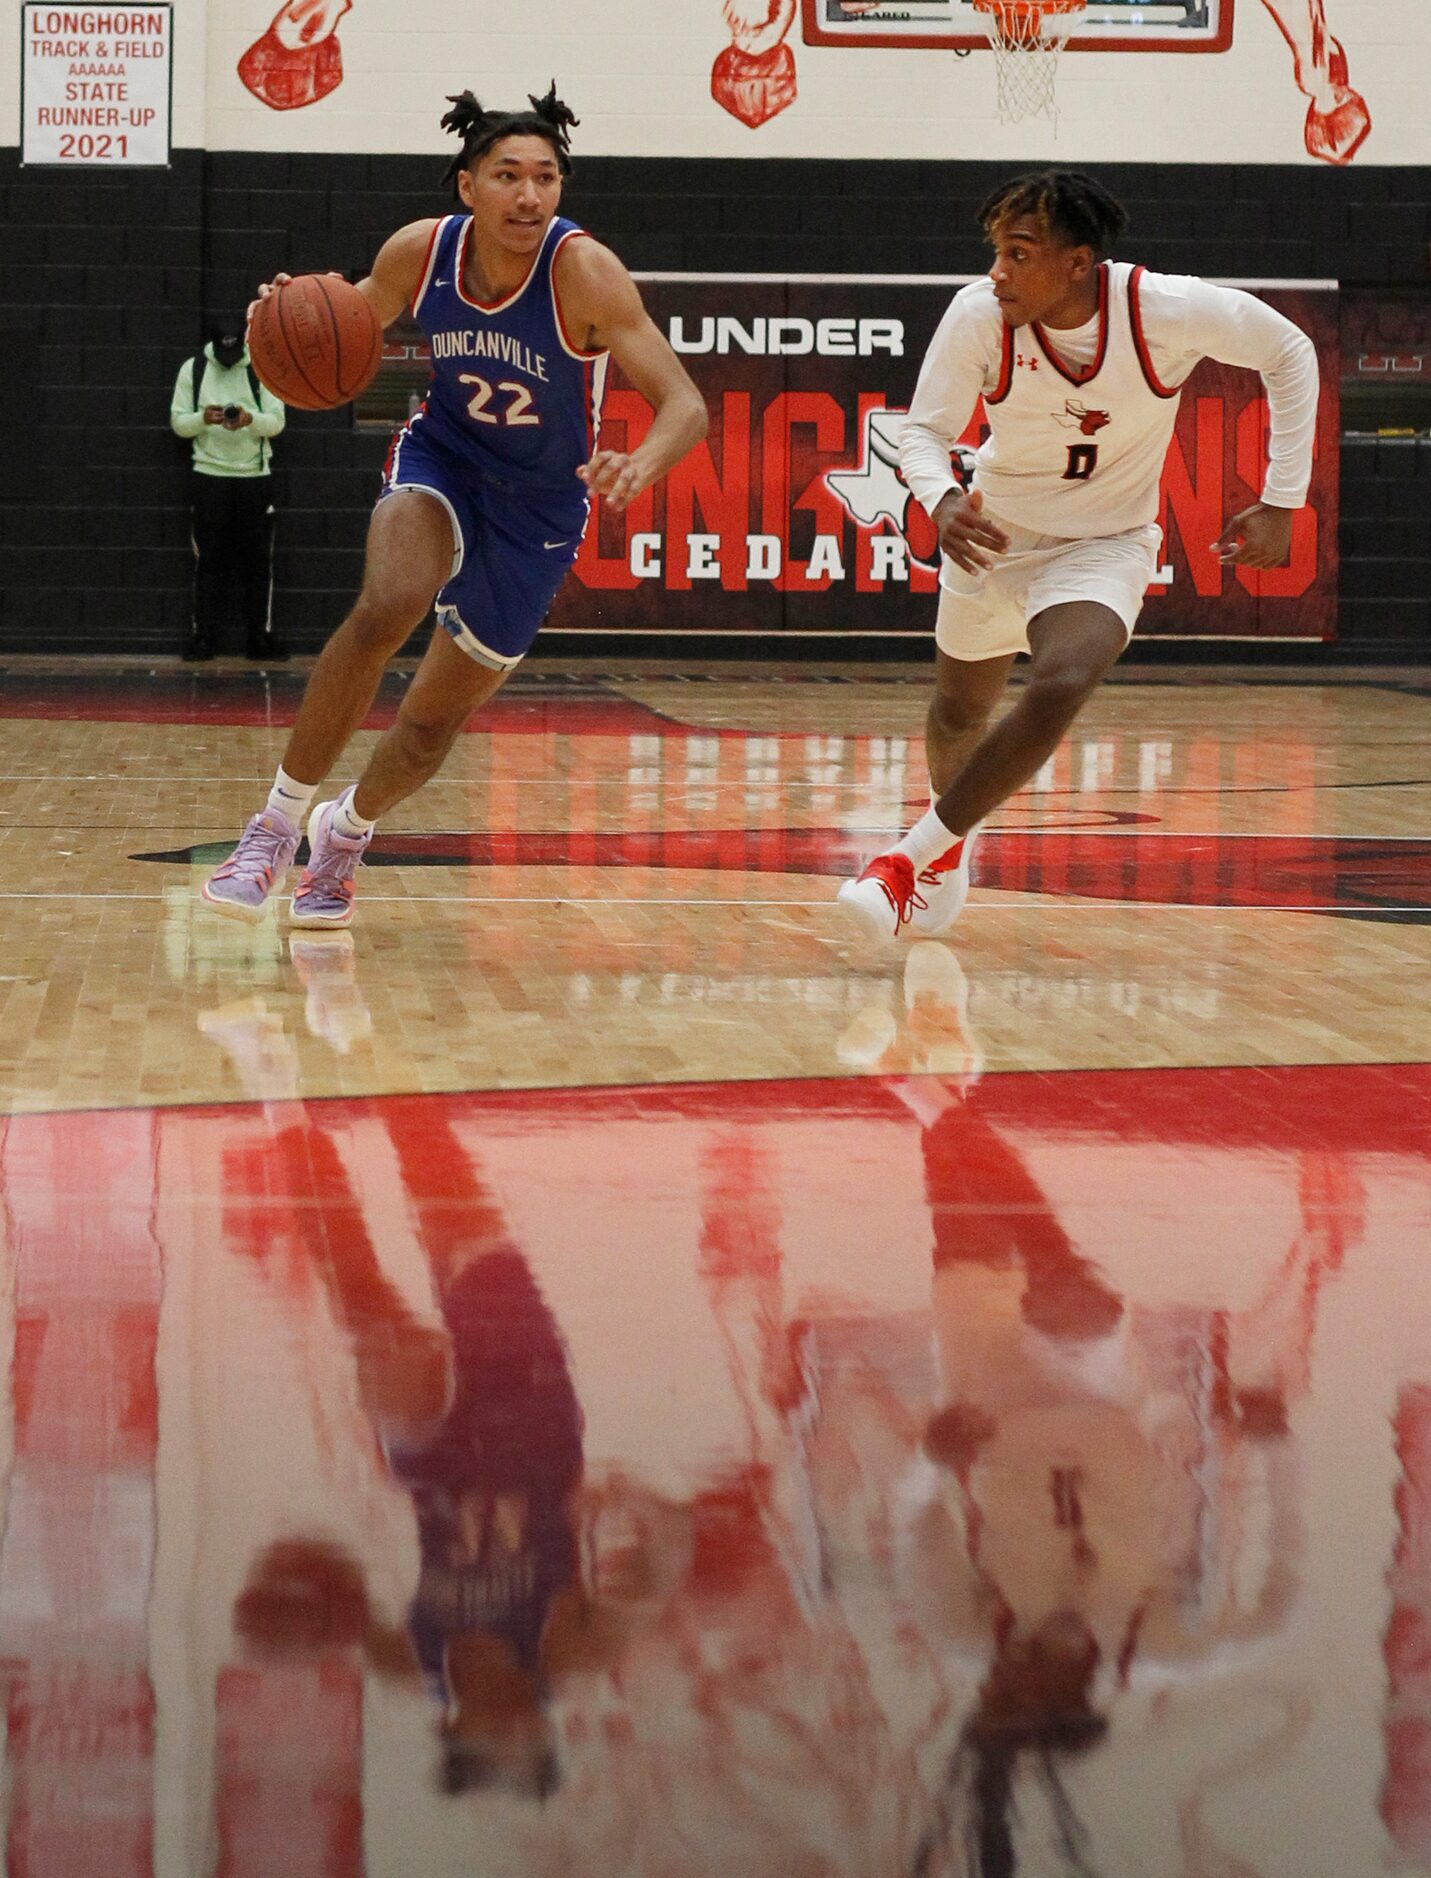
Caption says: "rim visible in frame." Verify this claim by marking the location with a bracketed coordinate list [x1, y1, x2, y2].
[969, 0, 1086, 13]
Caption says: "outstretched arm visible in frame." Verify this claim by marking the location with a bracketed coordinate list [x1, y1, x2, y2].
[1178, 279, 1320, 568]
[555, 238, 709, 513]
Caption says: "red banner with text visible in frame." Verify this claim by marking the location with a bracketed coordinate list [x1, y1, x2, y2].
[545, 280, 1339, 643]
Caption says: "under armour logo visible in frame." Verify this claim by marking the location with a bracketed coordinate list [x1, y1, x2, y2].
[1017, 354, 1039, 371]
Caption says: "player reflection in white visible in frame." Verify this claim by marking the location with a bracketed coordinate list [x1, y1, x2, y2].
[816, 1075, 1360, 1876]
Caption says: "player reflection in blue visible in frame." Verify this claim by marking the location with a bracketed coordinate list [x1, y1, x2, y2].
[232, 1111, 586, 1799]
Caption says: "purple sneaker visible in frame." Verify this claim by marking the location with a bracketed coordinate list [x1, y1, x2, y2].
[201, 808, 300, 924]
[290, 795, 372, 928]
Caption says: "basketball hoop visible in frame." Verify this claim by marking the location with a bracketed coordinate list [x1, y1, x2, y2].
[969, 0, 1086, 125]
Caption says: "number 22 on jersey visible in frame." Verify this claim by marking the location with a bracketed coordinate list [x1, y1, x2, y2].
[459, 375, 542, 428]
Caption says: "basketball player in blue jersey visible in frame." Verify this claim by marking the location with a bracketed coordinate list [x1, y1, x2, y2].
[203, 86, 707, 927]
[838, 170, 1319, 943]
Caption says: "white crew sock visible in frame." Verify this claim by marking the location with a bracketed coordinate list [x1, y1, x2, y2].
[895, 804, 966, 873]
[331, 788, 376, 842]
[266, 766, 316, 826]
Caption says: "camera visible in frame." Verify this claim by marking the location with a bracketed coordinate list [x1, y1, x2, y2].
[222, 403, 241, 422]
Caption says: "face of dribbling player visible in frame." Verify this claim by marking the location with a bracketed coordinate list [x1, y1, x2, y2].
[987, 217, 1098, 330]
[458, 135, 564, 258]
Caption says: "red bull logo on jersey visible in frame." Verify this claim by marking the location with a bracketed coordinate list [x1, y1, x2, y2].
[1060, 399, 1112, 437]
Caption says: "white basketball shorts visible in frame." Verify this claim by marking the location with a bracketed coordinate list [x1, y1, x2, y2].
[934, 512, 1163, 662]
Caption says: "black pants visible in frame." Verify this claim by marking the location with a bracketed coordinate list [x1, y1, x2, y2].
[191, 472, 275, 645]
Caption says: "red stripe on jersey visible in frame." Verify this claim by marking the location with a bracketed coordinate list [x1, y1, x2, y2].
[550, 229, 607, 360]
[1128, 265, 1179, 398]
[411, 219, 445, 318]
[986, 322, 1015, 405]
[1031, 263, 1110, 387]
[382, 400, 428, 486]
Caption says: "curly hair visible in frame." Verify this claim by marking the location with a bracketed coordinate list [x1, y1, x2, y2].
[978, 169, 1129, 256]
[439, 82, 579, 190]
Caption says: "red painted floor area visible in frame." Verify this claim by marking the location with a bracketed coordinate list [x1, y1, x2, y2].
[2, 1063, 1429, 1874]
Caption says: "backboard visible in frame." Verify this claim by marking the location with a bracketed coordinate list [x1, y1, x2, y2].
[801, 0, 1234, 53]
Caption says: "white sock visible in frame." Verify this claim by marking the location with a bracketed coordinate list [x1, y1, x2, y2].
[895, 804, 966, 873]
[266, 767, 315, 826]
[331, 788, 376, 842]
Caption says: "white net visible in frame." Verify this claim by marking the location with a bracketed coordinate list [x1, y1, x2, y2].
[973, 0, 1086, 125]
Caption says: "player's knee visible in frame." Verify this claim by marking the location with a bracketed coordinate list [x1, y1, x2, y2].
[393, 704, 461, 776]
[930, 686, 993, 741]
[347, 582, 434, 655]
[1024, 663, 1099, 726]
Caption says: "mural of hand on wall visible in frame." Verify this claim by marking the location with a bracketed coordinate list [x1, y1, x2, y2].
[1259, 0, 1370, 164]
[238, 0, 352, 113]
[712, 0, 799, 129]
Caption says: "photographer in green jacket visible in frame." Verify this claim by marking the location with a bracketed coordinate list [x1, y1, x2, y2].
[170, 319, 287, 662]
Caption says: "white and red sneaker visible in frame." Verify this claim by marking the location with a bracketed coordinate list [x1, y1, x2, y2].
[837, 851, 924, 942]
[908, 823, 983, 937]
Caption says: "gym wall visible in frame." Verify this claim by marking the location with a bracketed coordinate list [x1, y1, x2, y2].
[1, 0, 1427, 656]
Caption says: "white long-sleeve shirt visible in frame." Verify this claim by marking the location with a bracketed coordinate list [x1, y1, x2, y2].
[900, 267, 1319, 537]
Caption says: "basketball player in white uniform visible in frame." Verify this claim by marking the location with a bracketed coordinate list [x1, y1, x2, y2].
[838, 170, 1319, 941]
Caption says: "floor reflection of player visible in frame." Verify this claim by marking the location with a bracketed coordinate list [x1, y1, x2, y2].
[872, 1084, 1349, 1875]
[838, 941, 986, 1085]
[895, 1082, 1137, 1874]
[233, 1111, 586, 1800]
[195, 933, 375, 1099]
[388, 1241, 584, 1796]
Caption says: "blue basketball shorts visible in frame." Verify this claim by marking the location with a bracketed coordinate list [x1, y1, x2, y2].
[379, 425, 587, 669]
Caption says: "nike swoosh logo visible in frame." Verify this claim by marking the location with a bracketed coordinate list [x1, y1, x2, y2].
[544, 539, 571, 550]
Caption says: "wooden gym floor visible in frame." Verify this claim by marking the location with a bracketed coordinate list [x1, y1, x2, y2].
[0, 658, 1428, 1875]
[0, 660, 1427, 1110]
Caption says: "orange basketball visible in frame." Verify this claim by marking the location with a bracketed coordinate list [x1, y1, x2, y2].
[247, 273, 383, 411]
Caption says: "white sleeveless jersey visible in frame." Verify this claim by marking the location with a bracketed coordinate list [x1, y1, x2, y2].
[971, 262, 1184, 538]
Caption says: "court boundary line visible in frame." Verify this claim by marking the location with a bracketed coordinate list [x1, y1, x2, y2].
[0, 892, 1425, 913]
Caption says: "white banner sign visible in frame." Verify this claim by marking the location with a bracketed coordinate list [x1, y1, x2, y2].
[21, 4, 172, 166]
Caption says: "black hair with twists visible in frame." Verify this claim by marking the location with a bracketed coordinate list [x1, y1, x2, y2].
[439, 82, 579, 189]
[978, 169, 1129, 257]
